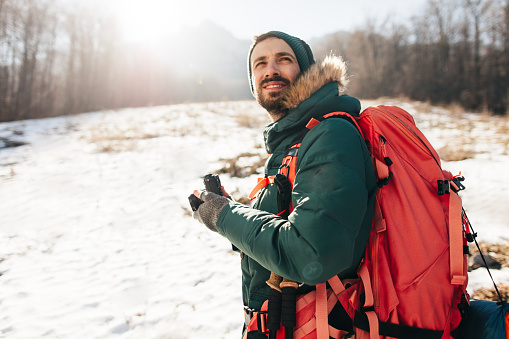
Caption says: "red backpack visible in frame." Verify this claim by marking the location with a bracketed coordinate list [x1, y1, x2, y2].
[245, 105, 470, 339]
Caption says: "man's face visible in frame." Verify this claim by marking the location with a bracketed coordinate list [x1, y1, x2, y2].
[250, 37, 301, 120]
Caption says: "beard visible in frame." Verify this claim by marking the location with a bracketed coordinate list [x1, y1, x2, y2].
[255, 75, 291, 121]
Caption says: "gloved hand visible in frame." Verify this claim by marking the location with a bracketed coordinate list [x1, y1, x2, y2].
[193, 190, 230, 232]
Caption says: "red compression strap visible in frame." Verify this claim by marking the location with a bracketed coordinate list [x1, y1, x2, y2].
[316, 283, 329, 339]
[358, 263, 380, 339]
[449, 188, 466, 285]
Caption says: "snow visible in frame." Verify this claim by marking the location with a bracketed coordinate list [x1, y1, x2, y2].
[1, 99, 508, 338]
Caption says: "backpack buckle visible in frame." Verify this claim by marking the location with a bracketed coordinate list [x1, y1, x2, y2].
[451, 176, 466, 192]
[278, 163, 290, 177]
[438, 177, 466, 195]
[437, 180, 450, 195]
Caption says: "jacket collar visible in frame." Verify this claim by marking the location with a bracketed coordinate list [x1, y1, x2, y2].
[263, 55, 355, 154]
[281, 55, 349, 110]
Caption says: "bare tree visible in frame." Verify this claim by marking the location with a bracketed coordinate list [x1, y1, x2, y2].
[464, 0, 484, 107]
[2, 0, 508, 122]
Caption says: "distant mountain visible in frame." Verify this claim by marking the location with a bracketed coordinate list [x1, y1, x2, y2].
[160, 21, 252, 99]
[159, 22, 351, 101]
[166, 21, 251, 80]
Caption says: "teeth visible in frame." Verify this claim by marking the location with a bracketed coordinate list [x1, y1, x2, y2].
[266, 85, 283, 89]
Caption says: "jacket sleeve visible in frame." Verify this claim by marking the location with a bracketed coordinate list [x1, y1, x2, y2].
[216, 119, 374, 285]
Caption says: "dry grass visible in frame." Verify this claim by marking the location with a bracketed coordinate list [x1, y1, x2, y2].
[217, 152, 267, 178]
[236, 113, 258, 128]
[206, 151, 268, 205]
[469, 242, 509, 302]
[401, 100, 509, 161]
[235, 196, 252, 205]
[95, 141, 139, 153]
[90, 130, 159, 153]
[472, 284, 509, 301]
[236, 112, 268, 129]
[469, 242, 509, 269]
[0, 166, 16, 180]
[446, 102, 467, 116]
[89, 130, 159, 142]
[437, 144, 477, 161]
[85, 124, 162, 153]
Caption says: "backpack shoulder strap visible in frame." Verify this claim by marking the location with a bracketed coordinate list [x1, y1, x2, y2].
[248, 111, 363, 203]
[307, 112, 365, 139]
[280, 111, 363, 184]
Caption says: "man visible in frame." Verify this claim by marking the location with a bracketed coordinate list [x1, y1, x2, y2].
[192, 31, 377, 338]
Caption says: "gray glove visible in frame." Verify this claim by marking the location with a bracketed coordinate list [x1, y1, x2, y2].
[193, 191, 230, 232]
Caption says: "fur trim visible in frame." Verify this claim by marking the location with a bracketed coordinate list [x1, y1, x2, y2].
[282, 55, 349, 109]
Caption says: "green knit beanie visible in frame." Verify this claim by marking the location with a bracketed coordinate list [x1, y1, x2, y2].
[247, 31, 315, 95]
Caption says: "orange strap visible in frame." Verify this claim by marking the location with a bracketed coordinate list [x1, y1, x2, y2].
[358, 264, 374, 311]
[248, 175, 276, 200]
[328, 275, 345, 296]
[244, 310, 266, 337]
[279, 144, 300, 185]
[306, 118, 321, 130]
[293, 317, 346, 339]
[293, 320, 315, 339]
[294, 322, 346, 339]
[316, 283, 329, 339]
[250, 113, 363, 202]
[293, 287, 344, 339]
[248, 144, 300, 202]
[449, 188, 466, 285]
[358, 263, 380, 339]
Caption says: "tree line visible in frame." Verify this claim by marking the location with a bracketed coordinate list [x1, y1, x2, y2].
[0, 0, 250, 122]
[0, 0, 508, 122]
[314, 0, 509, 115]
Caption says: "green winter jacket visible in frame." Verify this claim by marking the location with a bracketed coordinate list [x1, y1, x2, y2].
[215, 56, 377, 314]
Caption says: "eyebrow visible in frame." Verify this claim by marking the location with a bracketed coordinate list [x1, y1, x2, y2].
[252, 52, 296, 66]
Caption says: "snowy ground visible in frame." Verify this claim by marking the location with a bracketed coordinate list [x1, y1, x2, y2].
[0, 99, 508, 339]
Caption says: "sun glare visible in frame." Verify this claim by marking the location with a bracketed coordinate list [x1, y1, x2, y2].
[111, 0, 195, 46]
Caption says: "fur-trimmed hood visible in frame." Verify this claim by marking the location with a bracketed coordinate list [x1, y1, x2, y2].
[281, 55, 349, 110]
[262, 54, 359, 155]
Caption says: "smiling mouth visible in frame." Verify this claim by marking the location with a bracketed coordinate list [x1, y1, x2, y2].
[259, 76, 291, 95]
[264, 83, 286, 90]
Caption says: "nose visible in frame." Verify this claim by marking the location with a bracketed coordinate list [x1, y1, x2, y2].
[265, 60, 280, 78]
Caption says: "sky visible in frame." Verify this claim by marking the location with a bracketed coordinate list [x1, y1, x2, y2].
[100, 0, 430, 44]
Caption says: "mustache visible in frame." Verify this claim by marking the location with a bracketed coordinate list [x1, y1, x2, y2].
[259, 75, 291, 87]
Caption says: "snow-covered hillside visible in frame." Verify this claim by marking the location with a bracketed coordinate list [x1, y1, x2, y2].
[1, 99, 508, 338]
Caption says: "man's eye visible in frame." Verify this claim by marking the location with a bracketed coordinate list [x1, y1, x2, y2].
[254, 62, 266, 68]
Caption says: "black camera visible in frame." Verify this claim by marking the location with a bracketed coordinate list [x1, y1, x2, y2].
[203, 174, 223, 196]
[188, 174, 223, 211]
